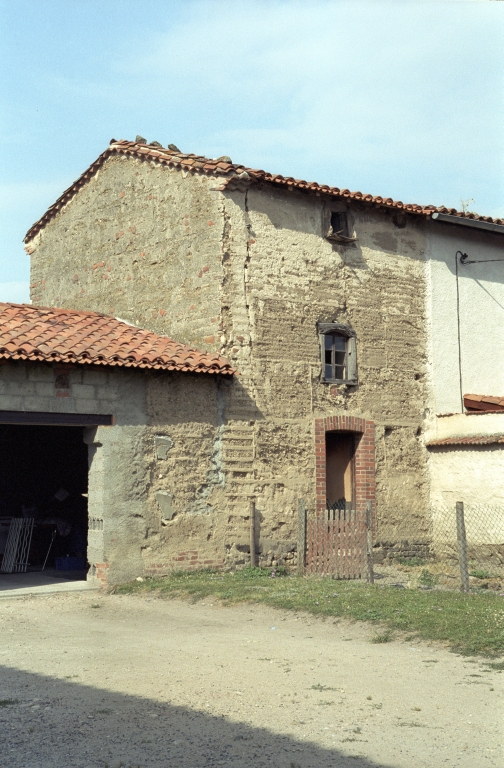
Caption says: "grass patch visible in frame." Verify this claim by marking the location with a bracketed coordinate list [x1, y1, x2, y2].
[418, 569, 438, 588]
[396, 557, 426, 567]
[484, 660, 504, 671]
[115, 568, 504, 657]
[0, 699, 18, 707]
[469, 569, 492, 580]
[371, 629, 394, 644]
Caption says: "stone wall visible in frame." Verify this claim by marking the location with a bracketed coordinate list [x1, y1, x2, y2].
[220, 185, 430, 545]
[26, 156, 433, 574]
[29, 154, 224, 351]
[0, 361, 229, 586]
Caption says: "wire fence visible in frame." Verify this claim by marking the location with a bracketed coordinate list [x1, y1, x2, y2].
[371, 502, 504, 592]
[295, 499, 504, 591]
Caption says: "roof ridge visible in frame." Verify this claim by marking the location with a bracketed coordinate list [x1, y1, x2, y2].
[23, 139, 504, 244]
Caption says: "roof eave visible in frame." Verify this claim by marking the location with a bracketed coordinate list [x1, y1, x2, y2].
[23, 139, 504, 243]
[431, 212, 504, 235]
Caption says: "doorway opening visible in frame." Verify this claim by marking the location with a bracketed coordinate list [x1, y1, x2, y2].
[325, 431, 355, 513]
[0, 425, 88, 583]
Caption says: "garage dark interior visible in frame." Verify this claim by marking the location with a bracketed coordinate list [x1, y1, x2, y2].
[0, 425, 88, 577]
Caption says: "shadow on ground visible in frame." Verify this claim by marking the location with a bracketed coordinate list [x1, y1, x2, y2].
[0, 665, 394, 768]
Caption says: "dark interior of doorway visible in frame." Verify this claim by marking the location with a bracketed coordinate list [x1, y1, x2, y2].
[0, 425, 88, 578]
[326, 431, 355, 511]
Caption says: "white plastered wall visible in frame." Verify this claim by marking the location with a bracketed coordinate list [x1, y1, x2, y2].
[424, 222, 504, 510]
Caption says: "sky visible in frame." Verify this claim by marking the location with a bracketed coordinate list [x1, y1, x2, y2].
[1, 0, 503, 303]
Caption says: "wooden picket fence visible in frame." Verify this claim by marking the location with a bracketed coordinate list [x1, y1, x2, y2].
[299, 501, 373, 580]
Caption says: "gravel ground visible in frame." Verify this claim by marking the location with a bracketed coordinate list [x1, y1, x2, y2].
[0, 591, 502, 768]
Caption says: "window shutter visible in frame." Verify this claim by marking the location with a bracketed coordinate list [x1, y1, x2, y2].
[319, 334, 325, 377]
[347, 336, 357, 382]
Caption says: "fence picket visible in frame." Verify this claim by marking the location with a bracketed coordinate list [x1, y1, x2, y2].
[304, 501, 368, 579]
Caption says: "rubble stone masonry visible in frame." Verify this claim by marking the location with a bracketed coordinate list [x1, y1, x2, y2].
[27, 155, 432, 578]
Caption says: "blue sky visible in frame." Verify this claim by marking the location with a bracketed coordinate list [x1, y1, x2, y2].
[1, 0, 503, 303]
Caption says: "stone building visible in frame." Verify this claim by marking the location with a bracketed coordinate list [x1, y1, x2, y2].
[16, 138, 504, 582]
[0, 303, 234, 586]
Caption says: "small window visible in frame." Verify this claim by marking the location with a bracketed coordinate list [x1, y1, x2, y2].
[324, 333, 347, 380]
[319, 323, 357, 383]
[325, 211, 357, 243]
[330, 212, 349, 238]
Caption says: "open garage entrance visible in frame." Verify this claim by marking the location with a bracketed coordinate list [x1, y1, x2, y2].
[0, 425, 88, 583]
[0, 411, 112, 594]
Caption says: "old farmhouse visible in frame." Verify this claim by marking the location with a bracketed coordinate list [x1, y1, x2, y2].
[1, 137, 502, 586]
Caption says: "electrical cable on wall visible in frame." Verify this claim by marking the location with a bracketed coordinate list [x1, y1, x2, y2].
[458, 253, 504, 265]
[455, 251, 465, 412]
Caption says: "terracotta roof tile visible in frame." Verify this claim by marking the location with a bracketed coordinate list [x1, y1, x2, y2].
[24, 139, 504, 242]
[426, 434, 504, 447]
[464, 394, 504, 412]
[0, 303, 235, 376]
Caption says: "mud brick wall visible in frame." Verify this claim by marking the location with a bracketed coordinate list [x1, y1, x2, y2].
[26, 157, 432, 573]
[29, 155, 224, 351]
[221, 185, 431, 546]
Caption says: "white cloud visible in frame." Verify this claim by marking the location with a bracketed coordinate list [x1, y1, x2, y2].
[1, 0, 503, 299]
[106, 0, 503, 210]
[6, 1, 499, 213]
[0, 282, 30, 304]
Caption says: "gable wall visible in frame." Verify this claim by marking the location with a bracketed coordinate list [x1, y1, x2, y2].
[29, 155, 224, 350]
[423, 223, 504, 512]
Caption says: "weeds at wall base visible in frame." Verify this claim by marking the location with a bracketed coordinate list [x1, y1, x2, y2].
[115, 568, 504, 658]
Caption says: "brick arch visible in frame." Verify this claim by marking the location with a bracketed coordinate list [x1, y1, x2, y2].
[315, 415, 375, 516]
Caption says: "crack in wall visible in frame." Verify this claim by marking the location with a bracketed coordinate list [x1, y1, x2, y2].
[219, 190, 260, 409]
[243, 188, 253, 357]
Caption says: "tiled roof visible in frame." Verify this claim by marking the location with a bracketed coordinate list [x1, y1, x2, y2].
[464, 394, 504, 412]
[0, 303, 235, 376]
[24, 139, 504, 242]
[426, 434, 504, 447]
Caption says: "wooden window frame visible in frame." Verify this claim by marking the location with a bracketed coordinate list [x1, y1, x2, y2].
[318, 322, 358, 384]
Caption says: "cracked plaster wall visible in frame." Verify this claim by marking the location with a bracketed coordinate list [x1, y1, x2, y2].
[221, 185, 430, 545]
[27, 157, 433, 574]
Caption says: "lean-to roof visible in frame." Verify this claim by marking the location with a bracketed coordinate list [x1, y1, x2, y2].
[0, 303, 235, 376]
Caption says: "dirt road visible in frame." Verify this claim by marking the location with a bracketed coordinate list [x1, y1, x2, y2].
[0, 591, 501, 767]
